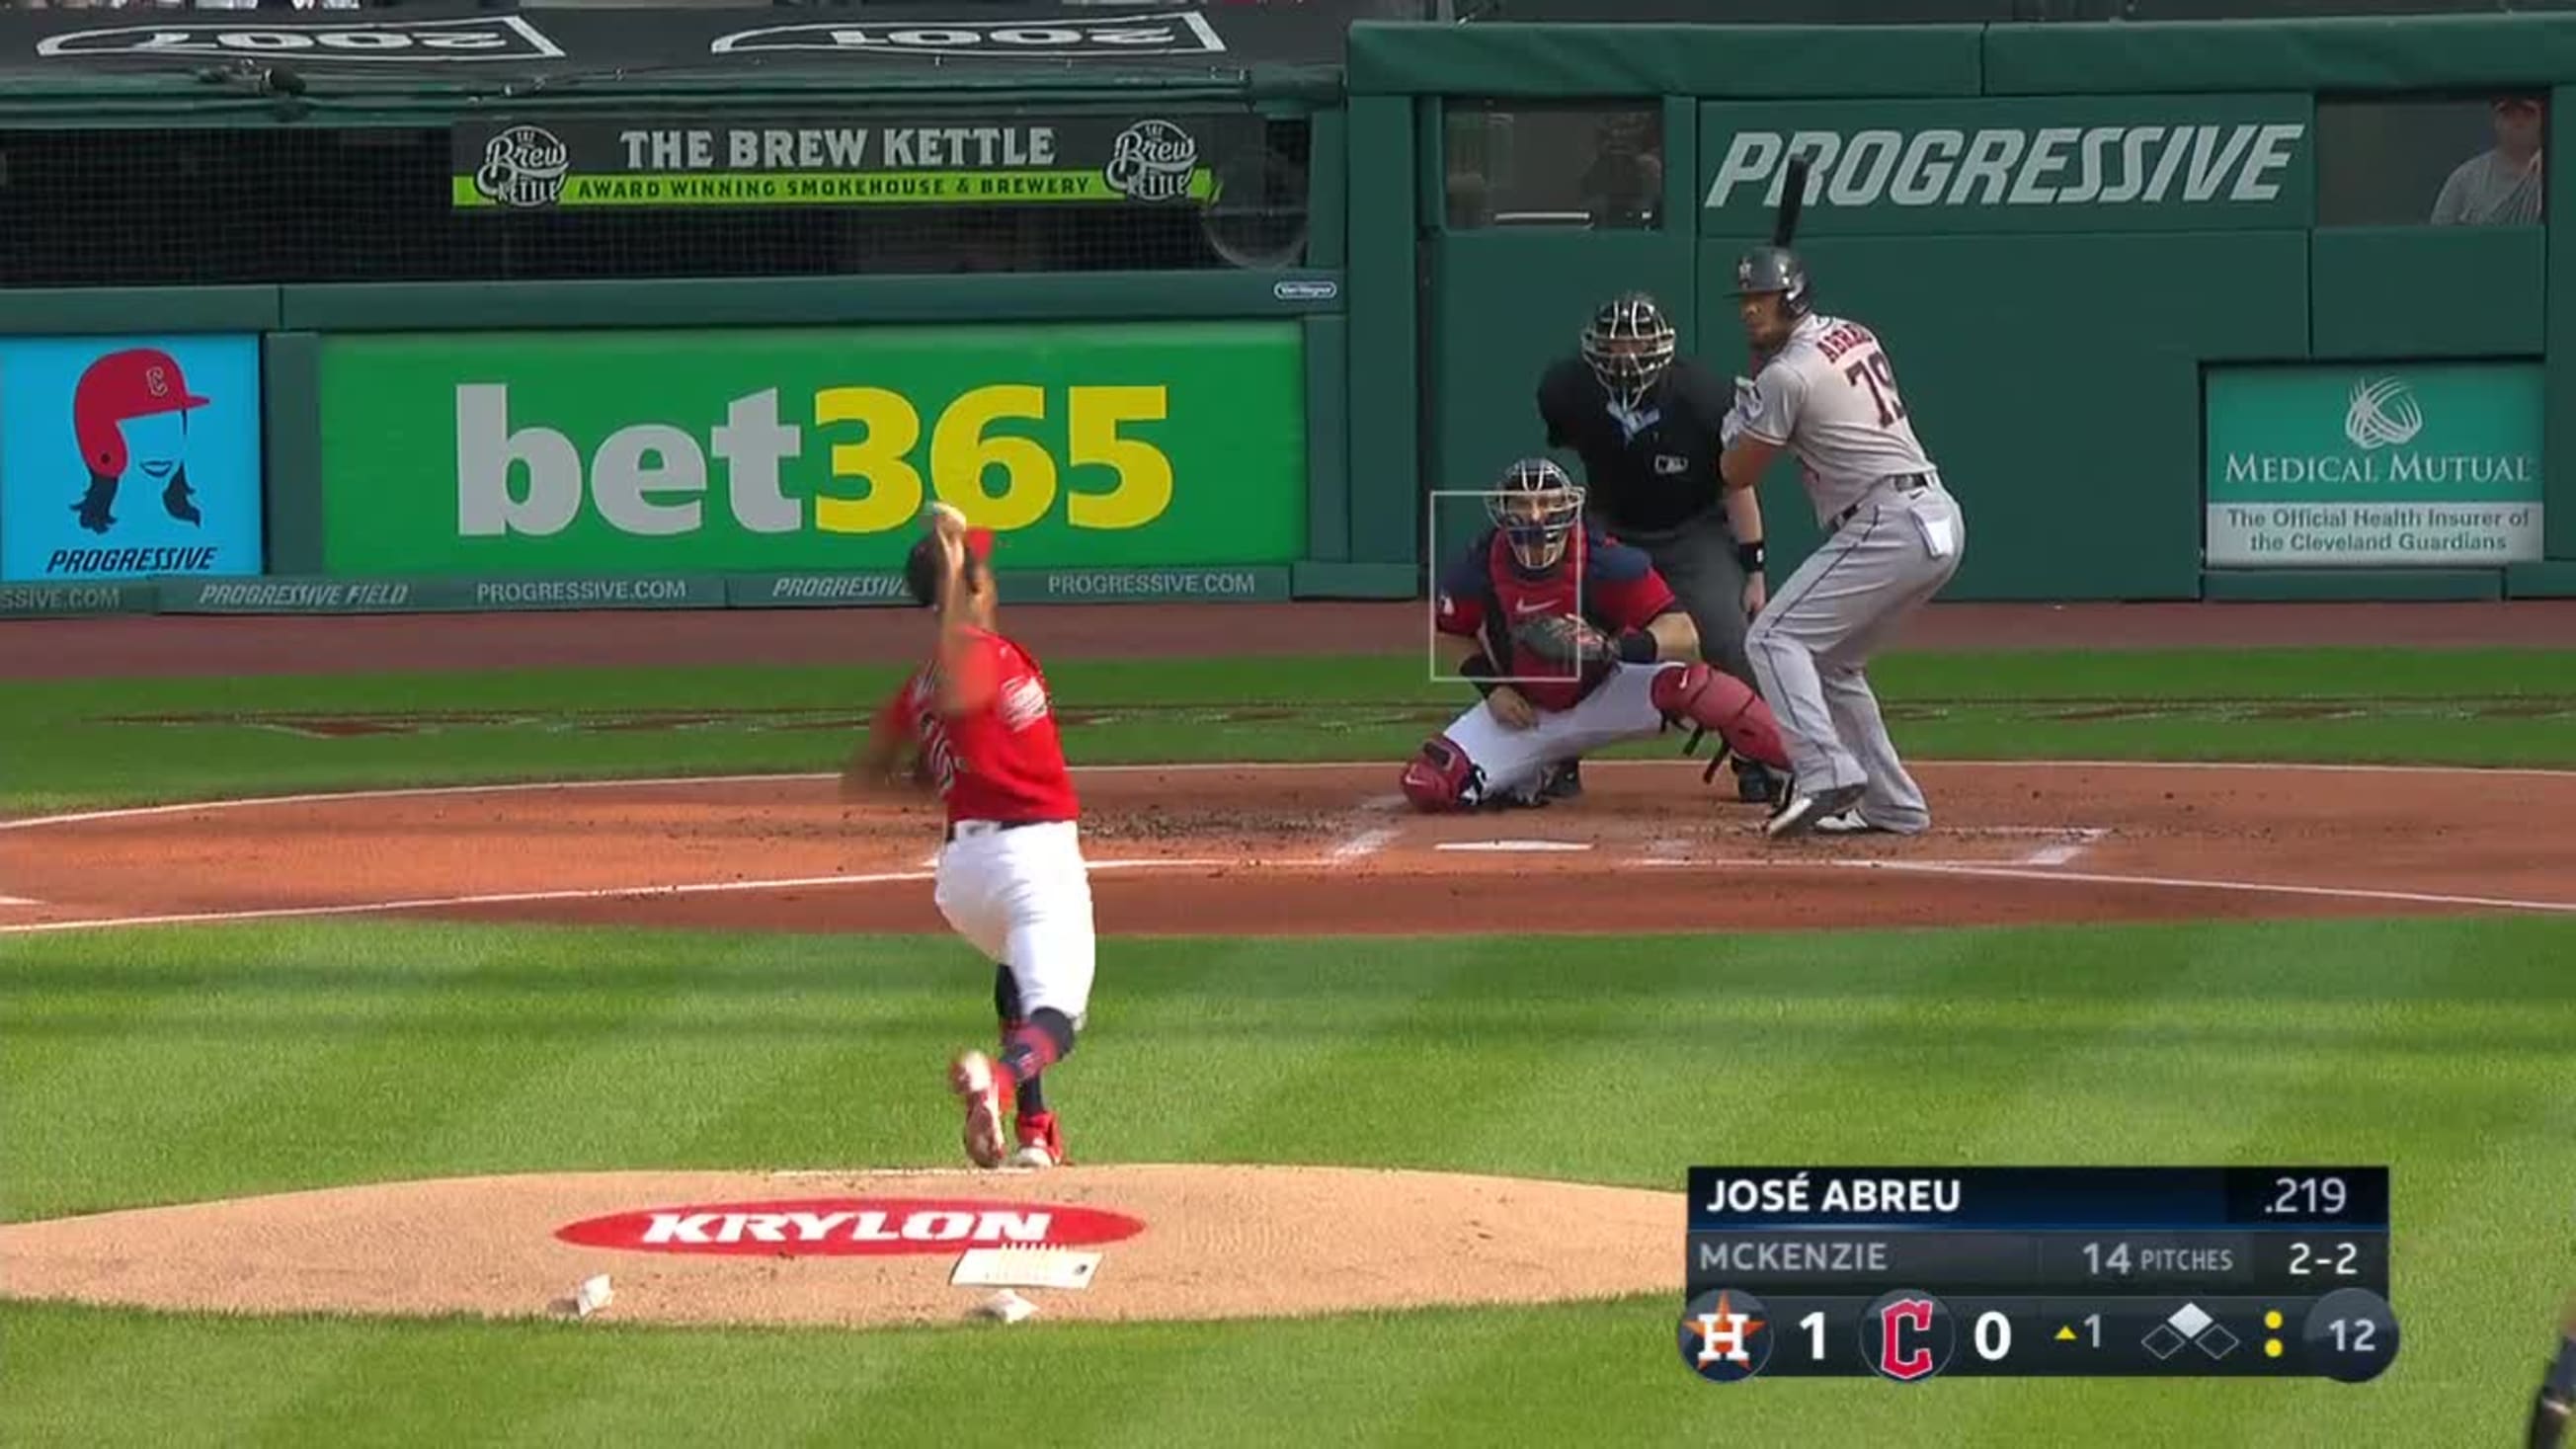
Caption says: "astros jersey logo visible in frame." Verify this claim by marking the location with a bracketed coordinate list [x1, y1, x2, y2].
[1678, 1287, 1775, 1383]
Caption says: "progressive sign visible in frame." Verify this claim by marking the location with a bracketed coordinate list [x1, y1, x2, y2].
[1700, 95, 2313, 234]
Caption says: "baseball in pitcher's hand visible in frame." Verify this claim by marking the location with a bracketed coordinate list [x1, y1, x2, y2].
[1489, 684, 1538, 731]
[1742, 574, 1768, 618]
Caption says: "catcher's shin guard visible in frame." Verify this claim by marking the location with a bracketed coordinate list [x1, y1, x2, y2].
[1652, 663, 1791, 775]
[1400, 735, 1482, 813]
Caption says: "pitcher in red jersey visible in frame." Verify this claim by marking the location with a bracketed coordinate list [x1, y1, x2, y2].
[841, 507, 1087, 1170]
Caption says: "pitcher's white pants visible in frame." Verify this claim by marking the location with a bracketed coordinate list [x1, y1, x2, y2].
[932, 820, 1095, 1025]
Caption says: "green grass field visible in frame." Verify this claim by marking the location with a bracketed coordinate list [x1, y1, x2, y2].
[5, 644, 2575, 1447]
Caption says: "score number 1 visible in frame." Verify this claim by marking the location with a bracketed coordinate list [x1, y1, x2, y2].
[1795, 1309, 2016, 1364]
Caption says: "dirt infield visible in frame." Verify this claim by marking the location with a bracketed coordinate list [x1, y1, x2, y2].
[0, 1167, 1678, 1328]
[6, 761, 2572, 1328]
[5, 760, 2573, 937]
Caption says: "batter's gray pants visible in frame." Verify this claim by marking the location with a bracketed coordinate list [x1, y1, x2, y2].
[1746, 481, 1966, 834]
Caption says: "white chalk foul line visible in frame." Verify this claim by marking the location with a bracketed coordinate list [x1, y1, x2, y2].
[8, 758, 2575, 835]
[2022, 828, 2111, 868]
[1837, 859, 2576, 916]
[1324, 792, 1408, 863]
[0, 857, 1227, 936]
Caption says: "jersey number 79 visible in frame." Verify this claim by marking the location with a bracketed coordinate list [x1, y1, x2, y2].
[1843, 351, 1908, 429]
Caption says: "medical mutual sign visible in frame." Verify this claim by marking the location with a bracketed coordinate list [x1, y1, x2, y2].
[2203, 363, 2543, 568]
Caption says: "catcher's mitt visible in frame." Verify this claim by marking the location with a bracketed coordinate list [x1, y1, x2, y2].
[1512, 612, 1618, 675]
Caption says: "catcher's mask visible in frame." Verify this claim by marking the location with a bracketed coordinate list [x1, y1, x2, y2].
[1488, 457, 1585, 572]
[1581, 292, 1676, 411]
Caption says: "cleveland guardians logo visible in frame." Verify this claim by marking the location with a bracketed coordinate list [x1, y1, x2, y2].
[1864, 1288, 1956, 1383]
[70, 348, 209, 537]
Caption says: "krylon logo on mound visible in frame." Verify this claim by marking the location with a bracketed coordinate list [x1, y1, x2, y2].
[2204, 362, 2544, 568]
[556, 1198, 1147, 1257]
[1698, 96, 2311, 233]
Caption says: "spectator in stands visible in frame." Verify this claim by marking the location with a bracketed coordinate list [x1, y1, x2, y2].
[1580, 112, 1660, 229]
[2431, 94, 2546, 226]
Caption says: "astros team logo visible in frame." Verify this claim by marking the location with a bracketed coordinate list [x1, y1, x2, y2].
[1862, 1289, 1956, 1383]
[1678, 1287, 1773, 1383]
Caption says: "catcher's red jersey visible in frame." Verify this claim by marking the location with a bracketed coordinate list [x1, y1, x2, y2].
[883, 627, 1081, 826]
[1434, 523, 1676, 712]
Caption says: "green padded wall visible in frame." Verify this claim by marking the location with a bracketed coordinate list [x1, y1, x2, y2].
[1694, 232, 2310, 600]
[2309, 228, 2545, 360]
[1983, 14, 2576, 94]
[2552, 85, 2576, 560]
[1424, 232, 1697, 568]
[1348, 23, 1984, 100]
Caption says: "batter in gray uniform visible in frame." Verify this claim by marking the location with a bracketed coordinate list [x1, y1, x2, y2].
[1717, 245, 1968, 840]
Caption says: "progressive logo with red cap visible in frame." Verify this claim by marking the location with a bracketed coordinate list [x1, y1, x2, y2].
[556, 1196, 1146, 1257]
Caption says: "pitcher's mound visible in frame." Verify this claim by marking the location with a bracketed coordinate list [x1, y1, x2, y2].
[0, 1166, 1682, 1328]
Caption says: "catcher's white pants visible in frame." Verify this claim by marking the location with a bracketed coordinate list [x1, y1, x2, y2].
[1440, 662, 1677, 804]
[933, 820, 1095, 1026]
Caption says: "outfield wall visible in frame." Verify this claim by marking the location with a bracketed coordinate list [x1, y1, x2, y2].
[1358, 16, 2576, 604]
[4, 13, 2575, 616]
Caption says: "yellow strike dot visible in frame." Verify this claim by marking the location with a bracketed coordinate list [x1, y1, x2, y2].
[2264, 1311, 2284, 1329]
[2265, 1339, 2285, 1359]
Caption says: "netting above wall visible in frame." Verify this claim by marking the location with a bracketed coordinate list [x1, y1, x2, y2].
[0, 113, 1312, 285]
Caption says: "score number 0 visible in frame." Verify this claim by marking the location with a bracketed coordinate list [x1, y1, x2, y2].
[1795, 1310, 2015, 1362]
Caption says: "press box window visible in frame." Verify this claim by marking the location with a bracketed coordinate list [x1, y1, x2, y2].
[1443, 103, 1662, 230]
[2315, 93, 2547, 228]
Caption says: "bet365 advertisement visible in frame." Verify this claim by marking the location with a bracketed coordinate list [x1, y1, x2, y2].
[314, 321, 1308, 575]
[0, 335, 266, 582]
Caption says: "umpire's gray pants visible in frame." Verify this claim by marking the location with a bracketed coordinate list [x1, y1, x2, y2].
[1746, 481, 1966, 834]
[1611, 509, 1758, 692]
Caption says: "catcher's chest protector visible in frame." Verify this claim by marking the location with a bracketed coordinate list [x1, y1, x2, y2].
[1483, 533, 1610, 710]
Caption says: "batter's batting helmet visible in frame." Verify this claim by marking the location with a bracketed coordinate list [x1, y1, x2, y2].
[1731, 245, 1811, 318]
[74, 348, 209, 479]
[1581, 292, 1676, 410]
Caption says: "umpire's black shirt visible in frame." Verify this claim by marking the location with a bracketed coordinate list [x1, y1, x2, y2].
[1536, 355, 1733, 536]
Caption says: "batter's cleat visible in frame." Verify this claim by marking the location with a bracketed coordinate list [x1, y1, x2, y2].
[1766, 783, 1866, 841]
[1733, 759, 1780, 805]
[1812, 809, 1896, 836]
[948, 1051, 1008, 1168]
[1008, 1111, 1065, 1169]
[1541, 759, 1584, 802]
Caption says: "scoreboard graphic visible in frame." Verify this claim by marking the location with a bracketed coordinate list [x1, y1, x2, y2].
[1678, 1167, 2396, 1383]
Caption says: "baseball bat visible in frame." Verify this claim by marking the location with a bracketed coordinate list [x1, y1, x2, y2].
[1773, 155, 1811, 248]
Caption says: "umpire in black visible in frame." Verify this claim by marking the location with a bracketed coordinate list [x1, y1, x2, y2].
[1536, 291, 1777, 804]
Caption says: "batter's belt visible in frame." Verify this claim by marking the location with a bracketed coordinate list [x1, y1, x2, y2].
[1827, 471, 1939, 534]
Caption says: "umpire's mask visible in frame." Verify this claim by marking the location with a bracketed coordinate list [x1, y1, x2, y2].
[1581, 292, 1677, 411]
[1489, 457, 1585, 573]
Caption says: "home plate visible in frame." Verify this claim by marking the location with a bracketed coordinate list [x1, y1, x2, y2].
[1435, 841, 1593, 853]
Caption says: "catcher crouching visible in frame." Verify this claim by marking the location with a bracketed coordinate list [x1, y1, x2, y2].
[1405, 457, 1793, 813]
